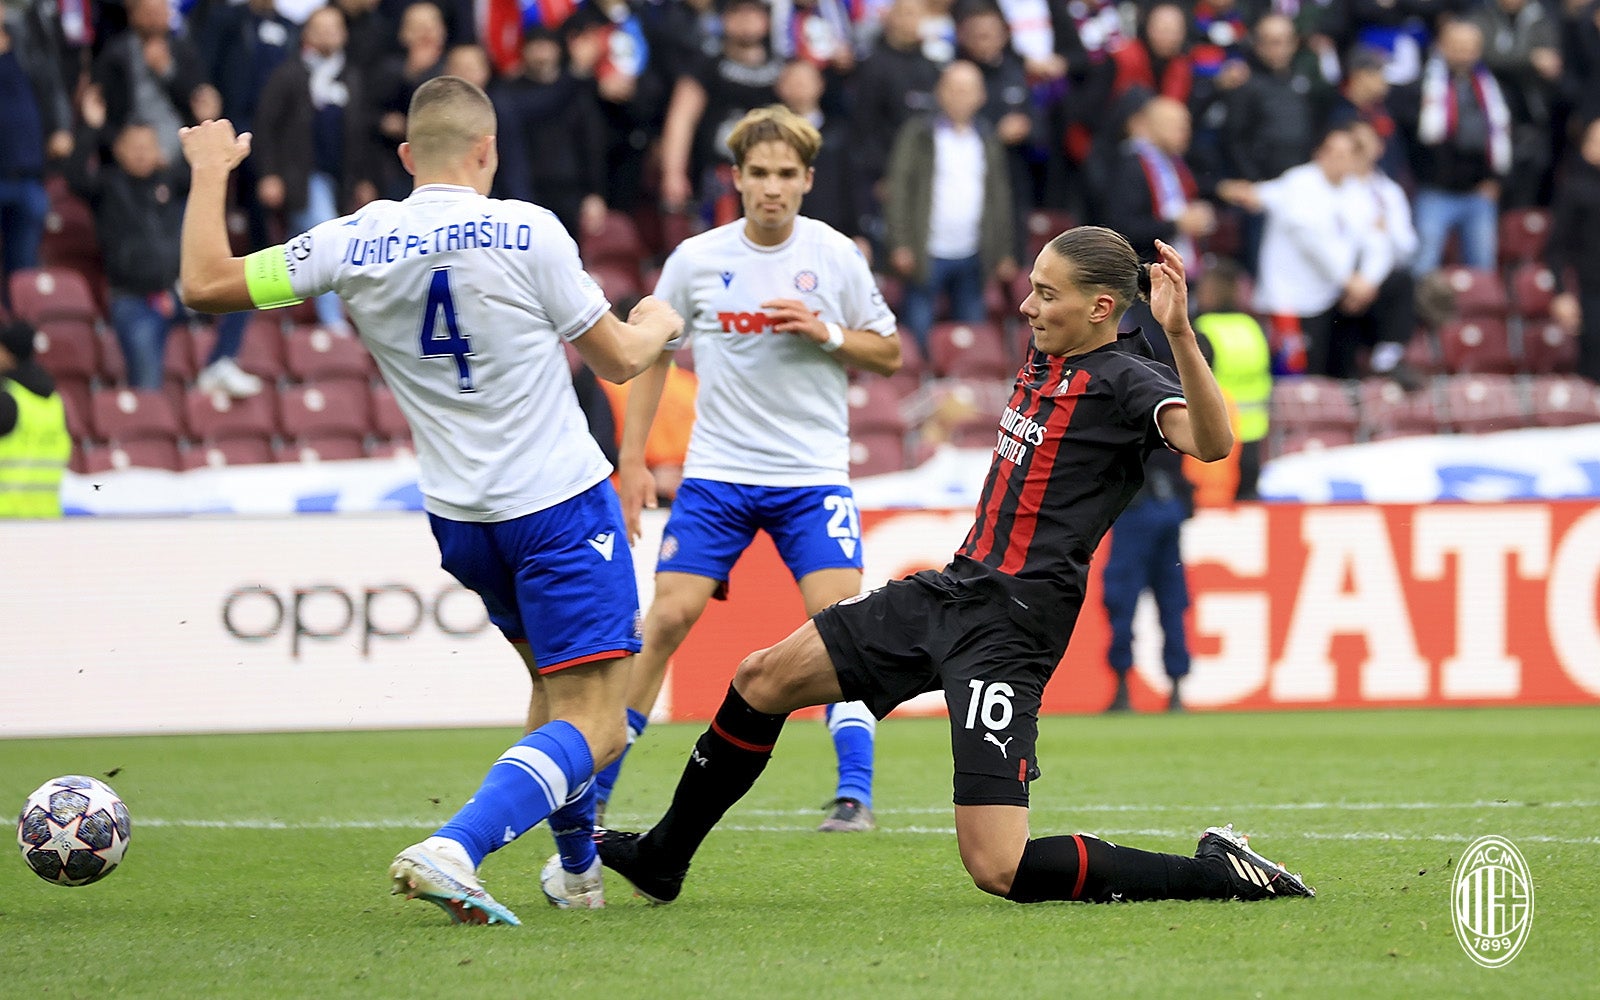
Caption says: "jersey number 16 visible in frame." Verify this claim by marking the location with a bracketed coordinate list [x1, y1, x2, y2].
[419, 266, 476, 392]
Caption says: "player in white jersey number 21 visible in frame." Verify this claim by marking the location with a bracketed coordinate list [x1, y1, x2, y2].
[177, 77, 684, 924]
[593, 105, 903, 833]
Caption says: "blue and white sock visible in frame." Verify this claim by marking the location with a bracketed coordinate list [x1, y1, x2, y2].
[547, 778, 598, 873]
[593, 707, 649, 806]
[434, 720, 595, 868]
[826, 701, 875, 808]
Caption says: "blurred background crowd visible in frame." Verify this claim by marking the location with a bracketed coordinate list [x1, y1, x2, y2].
[2, 0, 1598, 491]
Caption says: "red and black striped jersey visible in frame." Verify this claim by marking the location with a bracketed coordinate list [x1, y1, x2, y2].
[949, 329, 1186, 644]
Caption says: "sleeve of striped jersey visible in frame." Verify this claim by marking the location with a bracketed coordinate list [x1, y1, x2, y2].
[528, 214, 611, 342]
[1116, 360, 1186, 447]
[836, 241, 897, 335]
[283, 219, 347, 302]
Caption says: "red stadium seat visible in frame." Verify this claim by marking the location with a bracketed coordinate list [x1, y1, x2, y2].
[580, 210, 646, 268]
[879, 369, 923, 399]
[30, 324, 98, 382]
[285, 325, 375, 383]
[275, 435, 366, 463]
[874, 272, 904, 314]
[1272, 427, 1357, 457]
[1024, 209, 1076, 260]
[847, 379, 908, 435]
[79, 438, 183, 473]
[1508, 263, 1557, 320]
[1439, 266, 1509, 319]
[1519, 319, 1579, 375]
[183, 386, 278, 441]
[1270, 377, 1358, 432]
[1441, 374, 1525, 433]
[927, 320, 1012, 380]
[8, 267, 100, 325]
[40, 191, 101, 272]
[162, 327, 198, 383]
[368, 383, 411, 439]
[90, 388, 183, 442]
[367, 437, 415, 459]
[1358, 377, 1441, 438]
[278, 383, 373, 439]
[1402, 329, 1443, 376]
[587, 261, 642, 304]
[56, 377, 91, 440]
[180, 437, 275, 469]
[1498, 208, 1552, 264]
[233, 314, 289, 382]
[1527, 375, 1600, 426]
[848, 430, 906, 477]
[1437, 317, 1515, 374]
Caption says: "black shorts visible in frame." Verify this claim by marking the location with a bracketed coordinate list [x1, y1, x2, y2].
[813, 570, 1072, 807]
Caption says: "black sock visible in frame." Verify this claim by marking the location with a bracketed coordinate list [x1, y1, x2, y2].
[1005, 834, 1232, 903]
[641, 684, 789, 870]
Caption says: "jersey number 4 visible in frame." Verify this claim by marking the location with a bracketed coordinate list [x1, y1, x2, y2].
[419, 266, 475, 392]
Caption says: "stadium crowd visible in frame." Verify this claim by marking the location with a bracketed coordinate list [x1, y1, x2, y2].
[2, 0, 1599, 483]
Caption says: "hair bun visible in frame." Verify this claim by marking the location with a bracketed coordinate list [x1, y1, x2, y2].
[1135, 263, 1153, 302]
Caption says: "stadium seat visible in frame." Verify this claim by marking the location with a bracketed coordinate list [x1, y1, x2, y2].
[275, 435, 366, 463]
[983, 279, 1012, 323]
[848, 430, 907, 477]
[1498, 208, 1552, 264]
[580, 210, 646, 267]
[30, 323, 98, 383]
[1527, 375, 1600, 426]
[285, 325, 375, 383]
[874, 272, 904, 314]
[79, 438, 183, 473]
[56, 377, 91, 440]
[1442, 374, 1525, 433]
[1024, 209, 1076, 260]
[1402, 329, 1443, 376]
[927, 320, 1012, 380]
[368, 383, 410, 439]
[233, 314, 290, 382]
[949, 419, 1001, 449]
[367, 437, 415, 459]
[163, 328, 198, 384]
[847, 378, 908, 435]
[278, 383, 373, 439]
[1508, 263, 1557, 320]
[1272, 427, 1357, 456]
[1270, 377, 1358, 433]
[586, 261, 642, 304]
[183, 386, 278, 441]
[91, 388, 183, 442]
[40, 191, 101, 270]
[9, 267, 100, 325]
[1437, 317, 1516, 374]
[1358, 377, 1440, 438]
[180, 437, 275, 469]
[879, 369, 923, 399]
[1439, 266, 1509, 319]
[1519, 319, 1579, 375]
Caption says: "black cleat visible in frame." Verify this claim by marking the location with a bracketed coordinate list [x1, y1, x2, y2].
[595, 829, 688, 905]
[1196, 824, 1316, 900]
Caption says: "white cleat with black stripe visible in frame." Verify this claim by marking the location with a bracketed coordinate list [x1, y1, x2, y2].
[1196, 824, 1316, 900]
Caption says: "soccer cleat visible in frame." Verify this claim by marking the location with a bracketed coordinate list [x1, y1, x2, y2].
[595, 829, 687, 905]
[1196, 824, 1315, 900]
[540, 853, 605, 909]
[817, 797, 876, 832]
[389, 837, 521, 926]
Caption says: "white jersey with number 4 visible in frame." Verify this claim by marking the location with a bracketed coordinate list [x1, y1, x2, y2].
[655, 216, 897, 487]
[284, 184, 612, 522]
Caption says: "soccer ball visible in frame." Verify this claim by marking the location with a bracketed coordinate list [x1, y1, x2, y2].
[16, 775, 132, 886]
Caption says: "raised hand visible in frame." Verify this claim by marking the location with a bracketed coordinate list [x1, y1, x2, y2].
[1148, 239, 1192, 336]
[179, 119, 252, 174]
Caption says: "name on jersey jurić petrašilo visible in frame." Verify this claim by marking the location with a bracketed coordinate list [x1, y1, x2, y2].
[342, 218, 537, 266]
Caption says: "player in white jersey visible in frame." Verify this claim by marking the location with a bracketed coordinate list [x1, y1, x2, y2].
[593, 106, 903, 833]
[176, 77, 683, 924]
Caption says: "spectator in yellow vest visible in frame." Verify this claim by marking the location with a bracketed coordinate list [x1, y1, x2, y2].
[1191, 259, 1269, 500]
[0, 321, 71, 518]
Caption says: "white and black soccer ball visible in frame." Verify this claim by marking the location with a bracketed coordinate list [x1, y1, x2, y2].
[16, 775, 131, 886]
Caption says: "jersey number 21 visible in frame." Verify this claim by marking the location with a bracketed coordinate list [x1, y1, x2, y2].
[419, 266, 475, 392]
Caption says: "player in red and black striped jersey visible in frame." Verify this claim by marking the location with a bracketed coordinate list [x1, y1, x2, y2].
[598, 230, 1316, 906]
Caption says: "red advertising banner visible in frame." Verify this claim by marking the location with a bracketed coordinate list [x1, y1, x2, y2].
[664, 502, 1600, 719]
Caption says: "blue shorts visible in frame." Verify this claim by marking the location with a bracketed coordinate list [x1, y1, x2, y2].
[656, 479, 864, 598]
[429, 480, 642, 674]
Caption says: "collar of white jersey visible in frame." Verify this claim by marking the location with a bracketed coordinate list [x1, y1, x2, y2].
[737, 222, 802, 254]
[408, 183, 482, 201]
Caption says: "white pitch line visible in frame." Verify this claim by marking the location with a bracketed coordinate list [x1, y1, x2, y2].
[733, 799, 1600, 817]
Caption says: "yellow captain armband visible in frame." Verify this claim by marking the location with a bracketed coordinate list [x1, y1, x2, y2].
[244, 246, 305, 309]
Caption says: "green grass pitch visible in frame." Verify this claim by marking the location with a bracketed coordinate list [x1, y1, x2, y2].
[2, 707, 1594, 998]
